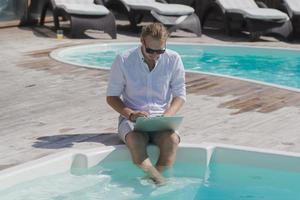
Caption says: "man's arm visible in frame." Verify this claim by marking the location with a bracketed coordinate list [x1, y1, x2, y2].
[164, 54, 186, 117]
[106, 96, 133, 119]
[106, 55, 147, 121]
[106, 96, 149, 121]
[163, 96, 185, 116]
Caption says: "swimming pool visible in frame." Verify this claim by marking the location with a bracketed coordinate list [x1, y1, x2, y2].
[1, 143, 300, 200]
[51, 43, 300, 91]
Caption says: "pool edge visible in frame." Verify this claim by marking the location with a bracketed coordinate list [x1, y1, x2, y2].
[50, 42, 300, 93]
[2, 143, 300, 191]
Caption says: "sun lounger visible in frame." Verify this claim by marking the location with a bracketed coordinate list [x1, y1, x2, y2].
[202, 0, 292, 40]
[40, 0, 117, 39]
[118, 0, 201, 36]
[277, 0, 300, 36]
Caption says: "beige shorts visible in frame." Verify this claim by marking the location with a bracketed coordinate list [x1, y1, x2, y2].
[118, 116, 135, 143]
[118, 116, 180, 143]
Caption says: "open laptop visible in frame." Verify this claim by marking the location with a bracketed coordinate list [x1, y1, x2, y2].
[134, 116, 183, 132]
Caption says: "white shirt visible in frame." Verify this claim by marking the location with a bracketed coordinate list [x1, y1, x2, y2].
[106, 46, 186, 116]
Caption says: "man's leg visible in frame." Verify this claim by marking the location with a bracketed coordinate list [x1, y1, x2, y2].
[152, 131, 180, 172]
[126, 131, 165, 184]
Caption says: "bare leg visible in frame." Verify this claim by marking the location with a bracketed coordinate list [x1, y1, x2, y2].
[126, 131, 165, 184]
[152, 131, 180, 173]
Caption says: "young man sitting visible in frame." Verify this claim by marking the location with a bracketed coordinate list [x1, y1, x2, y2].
[106, 23, 186, 184]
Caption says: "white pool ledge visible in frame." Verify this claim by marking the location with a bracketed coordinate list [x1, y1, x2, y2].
[1, 143, 300, 191]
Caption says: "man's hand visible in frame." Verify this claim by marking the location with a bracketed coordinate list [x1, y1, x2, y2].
[129, 111, 149, 122]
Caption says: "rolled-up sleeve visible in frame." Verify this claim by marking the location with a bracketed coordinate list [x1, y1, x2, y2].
[170, 56, 186, 102]
[106, 55, 125, 97]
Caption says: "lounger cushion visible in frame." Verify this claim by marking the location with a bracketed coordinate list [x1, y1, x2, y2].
[152, 3, 194, 15]
[284, 0, 300, 15]
[121, 0, 194, 15]
[217, 0, 288, 20]
[218, 0, 258, 10]
[55, 0, 94, 4]
[228, 8, 289, 20]
[56, 4, 109, 15]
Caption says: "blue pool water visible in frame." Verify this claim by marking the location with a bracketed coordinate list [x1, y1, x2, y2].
[54, 43, 300, 90]
[1, 160, 300, 200]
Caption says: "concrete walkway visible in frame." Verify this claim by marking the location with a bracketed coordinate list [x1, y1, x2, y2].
[1, 24, 300, 170]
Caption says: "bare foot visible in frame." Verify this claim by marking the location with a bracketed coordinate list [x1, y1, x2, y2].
[146, 166, 166, 185]
[151, 176, 167, 186]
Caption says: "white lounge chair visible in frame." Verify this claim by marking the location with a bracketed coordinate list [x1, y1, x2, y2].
[40, 0, 117, 39]
[278, 0, 300, 36]
[202, 0, 292, 40]
[118, 0, 201, 36]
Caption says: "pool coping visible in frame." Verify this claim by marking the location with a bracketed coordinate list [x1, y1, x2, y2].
[2, 142, 300, 191]
[50, 42, 300, 93]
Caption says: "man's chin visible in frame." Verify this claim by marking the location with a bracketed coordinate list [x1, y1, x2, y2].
[149, 57, 159, 61]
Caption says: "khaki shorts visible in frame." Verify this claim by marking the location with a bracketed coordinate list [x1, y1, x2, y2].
[118, 116, 180, 143]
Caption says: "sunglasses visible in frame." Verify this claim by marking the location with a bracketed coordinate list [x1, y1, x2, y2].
[145, 47, 166, 55]
[143, 39, 166, 55]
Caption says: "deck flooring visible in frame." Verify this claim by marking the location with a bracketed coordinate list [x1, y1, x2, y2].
[1, 24, 300, 170]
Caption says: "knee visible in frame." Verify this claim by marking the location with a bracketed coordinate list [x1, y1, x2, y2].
[172, 133, 180, 145]
[165, 133, 180, 147]
[126, 132, 137, 146]
[126, 131, 148, 146]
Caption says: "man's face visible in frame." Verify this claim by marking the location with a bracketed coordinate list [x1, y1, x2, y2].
[141, 36, 166, 62]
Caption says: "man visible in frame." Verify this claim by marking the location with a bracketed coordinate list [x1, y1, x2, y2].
[106, 23, 186, 184]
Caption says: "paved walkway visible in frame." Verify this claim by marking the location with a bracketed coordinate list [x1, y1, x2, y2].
[1, 23, 300, 170]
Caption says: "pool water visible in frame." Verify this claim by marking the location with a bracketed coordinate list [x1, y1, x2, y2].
[54, 43, 300, 90]
[1, 160, 300, 200]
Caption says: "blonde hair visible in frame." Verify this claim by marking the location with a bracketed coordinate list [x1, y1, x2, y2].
[141, 23, 169, 41]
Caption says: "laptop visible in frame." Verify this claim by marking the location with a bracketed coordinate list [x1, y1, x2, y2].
[134, 116, 183, 132]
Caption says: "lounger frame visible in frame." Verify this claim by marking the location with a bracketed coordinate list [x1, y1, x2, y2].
[202, 0, 292, 40]
[40, 0, 117, 39]
[152, 12, 201, 37]
[277, 0, 300, 37]
[117, 0, 201, 37]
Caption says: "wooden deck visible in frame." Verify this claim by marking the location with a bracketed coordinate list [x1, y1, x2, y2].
[1, 25, 300, 171]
